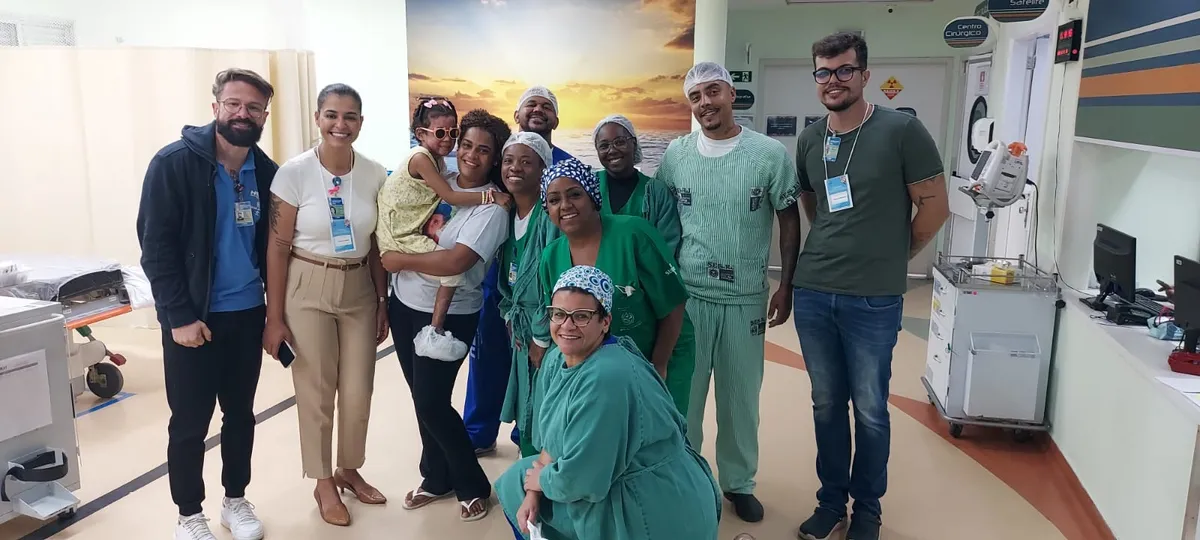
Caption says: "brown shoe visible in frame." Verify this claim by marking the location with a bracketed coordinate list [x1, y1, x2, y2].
[334, 469, 387, 505]
[313, 487, 351, 526]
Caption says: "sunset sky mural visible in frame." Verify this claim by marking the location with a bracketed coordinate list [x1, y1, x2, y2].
[407, 0, 698, 171]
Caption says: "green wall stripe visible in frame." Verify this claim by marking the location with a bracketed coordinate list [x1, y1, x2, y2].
[1075, 105, 1200, 151]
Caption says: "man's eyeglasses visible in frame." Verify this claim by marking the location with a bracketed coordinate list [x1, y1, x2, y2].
[813, 65, 864, 84]
[596, 136, 635, 154]
[417, 127, 459, 140]
[218, 99, 267, 118]
[547, 307, 599, 327]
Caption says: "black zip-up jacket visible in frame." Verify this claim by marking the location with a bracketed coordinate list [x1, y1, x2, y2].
[136, 122, 278, 329]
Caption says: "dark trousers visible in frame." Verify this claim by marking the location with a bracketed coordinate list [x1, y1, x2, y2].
[792, 287, 903, 520]
[463, 260, 517, 449]
[163, 305, 265, 516]
[389, 296, 491, 501]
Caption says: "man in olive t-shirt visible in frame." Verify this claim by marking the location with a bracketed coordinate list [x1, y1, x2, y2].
[791, 33, 950, 540]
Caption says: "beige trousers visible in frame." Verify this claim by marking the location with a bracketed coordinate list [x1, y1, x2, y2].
[284, 248, 378, 479]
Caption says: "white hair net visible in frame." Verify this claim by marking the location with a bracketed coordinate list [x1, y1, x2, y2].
[503, 132, 554, 170]
[683, 61, 734, 95]
[592, 114, 642, 164]
[515, 85, 559, 115]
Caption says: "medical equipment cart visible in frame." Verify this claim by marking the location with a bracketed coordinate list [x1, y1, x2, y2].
[0, 255, 131, 400]
[922, 254, 1064, 442]
[0, 296, 82, 526]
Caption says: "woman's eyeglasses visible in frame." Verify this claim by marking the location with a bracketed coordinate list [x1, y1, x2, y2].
[547, 307, 599, 327]
[596, 136, 635, 153]
[418, 127, 459, 140]
[813, 65, 864, 84]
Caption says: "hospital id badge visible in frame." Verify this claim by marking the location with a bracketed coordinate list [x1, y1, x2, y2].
[508, 262, 517, 287]
[824, 174, 854, 213]
[823, 136, 841, 162]
[234, 201, 254, 227]
[328, 197, 356, 253]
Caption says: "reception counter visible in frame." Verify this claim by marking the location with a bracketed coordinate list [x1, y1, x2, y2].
[1049, 292, 1199, 540]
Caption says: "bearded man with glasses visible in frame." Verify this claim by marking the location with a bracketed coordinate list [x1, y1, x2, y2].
[137, 68, 278, 540]
[791, 33, 949, 540]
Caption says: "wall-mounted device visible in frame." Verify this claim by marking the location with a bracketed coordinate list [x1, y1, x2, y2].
[1055, 19, 1083, 63]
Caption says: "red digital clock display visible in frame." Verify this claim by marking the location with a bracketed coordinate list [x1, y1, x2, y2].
[1056, 19, 1083, 64]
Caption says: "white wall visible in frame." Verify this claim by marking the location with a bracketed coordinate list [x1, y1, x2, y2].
[980, 0, 1200, 537]
[1003, 0, 1200, 287]
[0, 0, 411, 168]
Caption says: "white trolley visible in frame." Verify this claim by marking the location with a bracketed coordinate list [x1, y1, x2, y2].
[922, 254, 1065, 442]
[0, 296, 81, 526]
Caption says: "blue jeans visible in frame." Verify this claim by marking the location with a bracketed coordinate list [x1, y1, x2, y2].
[463, 259, 518, 449]
[792, 287, 903, 520]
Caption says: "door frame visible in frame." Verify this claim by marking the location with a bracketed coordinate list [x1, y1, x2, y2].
[756, 56, 956, 153]
[943, 53, 994, 258]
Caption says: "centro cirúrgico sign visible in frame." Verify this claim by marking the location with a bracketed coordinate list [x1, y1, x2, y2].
[944, 17, 993, 49]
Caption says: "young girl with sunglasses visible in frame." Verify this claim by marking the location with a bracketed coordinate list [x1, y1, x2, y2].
[377, 97, 510, 359]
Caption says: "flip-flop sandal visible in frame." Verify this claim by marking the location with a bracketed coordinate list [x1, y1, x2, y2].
[459, 497, 490, 522]
[402, 487, 454, 510]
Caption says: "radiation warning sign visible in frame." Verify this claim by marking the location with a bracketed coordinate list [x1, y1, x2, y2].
[880, 76, 904, 100]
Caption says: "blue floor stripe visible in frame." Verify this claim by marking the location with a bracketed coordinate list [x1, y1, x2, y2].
[75, 392, 136, 418]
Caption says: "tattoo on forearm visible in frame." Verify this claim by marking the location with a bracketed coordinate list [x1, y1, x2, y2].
[916, 194, 937, 207]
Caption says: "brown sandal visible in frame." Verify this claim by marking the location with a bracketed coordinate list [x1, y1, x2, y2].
[313, 487, 351, 526]
[334, 470, 387, 505]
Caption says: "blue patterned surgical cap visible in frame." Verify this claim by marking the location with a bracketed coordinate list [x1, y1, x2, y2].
[553, 265, 614, 312]
[540, 158, 601, 211]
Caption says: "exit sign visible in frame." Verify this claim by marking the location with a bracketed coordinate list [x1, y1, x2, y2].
[1055, 19, 1083, 63]
[731, 70, 752, 83]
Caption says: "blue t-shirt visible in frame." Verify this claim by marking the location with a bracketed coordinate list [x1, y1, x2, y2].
[209, 154, 265, 312]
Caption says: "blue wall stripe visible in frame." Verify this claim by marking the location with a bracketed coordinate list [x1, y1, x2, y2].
[1084, 0, 1197, 43]
[75, 392, 136, 418]
[1078, 92, 1200, 107]
[1082, 49, 1200, 77]
[1085, 18, 1200, 58]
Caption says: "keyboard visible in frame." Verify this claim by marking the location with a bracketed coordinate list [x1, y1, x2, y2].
[1132, 296, 1165, 315]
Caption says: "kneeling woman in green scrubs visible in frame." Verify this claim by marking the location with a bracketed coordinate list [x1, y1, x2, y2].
[496, 132, 559, 458]
[537, 159, 695, 415]
[494, 265, 720, 539]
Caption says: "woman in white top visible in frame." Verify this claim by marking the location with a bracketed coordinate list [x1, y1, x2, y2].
[264, 83, 390, 527]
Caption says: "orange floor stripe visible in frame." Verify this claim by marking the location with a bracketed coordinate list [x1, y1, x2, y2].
[763, 341, 1115, 540]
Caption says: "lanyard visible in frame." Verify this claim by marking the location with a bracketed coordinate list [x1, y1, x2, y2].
[822, 103, 872, 181]
[316, 147, 355, 217]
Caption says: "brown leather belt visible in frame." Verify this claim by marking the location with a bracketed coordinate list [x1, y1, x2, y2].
[290, 251, 367, 271]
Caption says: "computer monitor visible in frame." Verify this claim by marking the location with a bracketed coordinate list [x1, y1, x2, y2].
[1083, 224, 1137, 311]
[1174, 255, 1200, 354]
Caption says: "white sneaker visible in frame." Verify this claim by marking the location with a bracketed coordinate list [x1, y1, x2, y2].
[221, 497, 265, 540]
[414, 325, 469, 362]
[175, 514, 218, 540]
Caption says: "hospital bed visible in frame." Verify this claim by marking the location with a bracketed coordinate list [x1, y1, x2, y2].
[0, 255, 143, 400]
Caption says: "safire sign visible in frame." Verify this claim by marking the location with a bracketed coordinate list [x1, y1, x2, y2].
[987, 0, 1050, 23]
[944, 17, 991, 49]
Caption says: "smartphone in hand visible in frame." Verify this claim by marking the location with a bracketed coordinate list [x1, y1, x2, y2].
[278, 340, 297, 368]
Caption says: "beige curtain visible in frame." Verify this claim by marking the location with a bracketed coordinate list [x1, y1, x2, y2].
[0, 46, 316, 262]
[0, 46, 315, 327]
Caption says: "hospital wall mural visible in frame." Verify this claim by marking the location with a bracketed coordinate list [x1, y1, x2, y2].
[405, 0, 698, 174]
